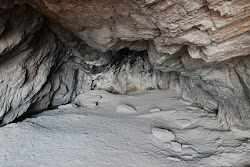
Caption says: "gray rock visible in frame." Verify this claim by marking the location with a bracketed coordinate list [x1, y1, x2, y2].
[0, 6, 62, 124]
[149, 108, 161, 112]
[180, 75, 218, 110]
[235, 56, 250, 100]
[180, 66, 250, 130]
[0, 2, 249, 132]
[152, 128, 175, 142]
[170, 142, 182, 152]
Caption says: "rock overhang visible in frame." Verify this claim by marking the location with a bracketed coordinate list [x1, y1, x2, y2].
[0, 1, 249, 131]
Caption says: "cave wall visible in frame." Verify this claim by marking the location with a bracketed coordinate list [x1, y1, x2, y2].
[0, 1, 249, 130]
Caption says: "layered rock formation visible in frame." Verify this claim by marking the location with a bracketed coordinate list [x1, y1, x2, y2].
[0, 1, 249, 130]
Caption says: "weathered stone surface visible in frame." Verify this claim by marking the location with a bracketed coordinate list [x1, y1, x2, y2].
[0, 6, 62, 124]
[179, 65, 250, 130]
[0, 1, 249, 131]
[79, 50, 171, 94]
[235, 56, 250, 100]
[179, 75, 218, 111]
[9, 0, 248, 62]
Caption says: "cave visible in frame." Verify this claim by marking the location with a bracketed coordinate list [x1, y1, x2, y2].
[0, 1, 249, 166]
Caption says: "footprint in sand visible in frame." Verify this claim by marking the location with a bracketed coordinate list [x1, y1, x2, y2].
[116, 104, 137, 114]
[152, 128, 175, 142]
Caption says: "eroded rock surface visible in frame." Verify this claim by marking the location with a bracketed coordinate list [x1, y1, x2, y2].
[0, 1, 249, 130]
[2, 0, 248, 62]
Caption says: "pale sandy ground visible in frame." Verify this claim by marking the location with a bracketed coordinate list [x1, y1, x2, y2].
[0, 90, 249, 167]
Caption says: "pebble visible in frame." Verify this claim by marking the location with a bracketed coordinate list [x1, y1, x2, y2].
[179, 99, 192, 105]
[152, 128, 175, 142]
[149, 108, 161, 112]
[177, 119, 192, 128]
[185, 106, 199, 110]
[166, 157, 181, 162]
[182, 145, 190, 148]
[171, 142, 182, 152]
[182, 155, 193, 160]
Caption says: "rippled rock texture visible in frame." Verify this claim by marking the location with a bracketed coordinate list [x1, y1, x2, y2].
[0, 1, 249, 130]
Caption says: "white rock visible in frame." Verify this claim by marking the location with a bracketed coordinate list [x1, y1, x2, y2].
[152, 128, 175, 142]
[185, 106, 199, 110]
[179, 99, 192, 105]
[116, 104, 137, 114]
[87, 102, 99, 109]
[166, 157, 181, 162]
[58, 104, 77, 109]
[182, 145, 190, 148]
[149, 108, 161, 112]
[171, 142, 182, 152]
[182, 155, 193, 160]
[177, 119, 192, 128]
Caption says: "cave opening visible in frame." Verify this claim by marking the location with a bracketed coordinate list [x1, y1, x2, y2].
[13, 46, 175, 123]
[0, 1, 250, 166]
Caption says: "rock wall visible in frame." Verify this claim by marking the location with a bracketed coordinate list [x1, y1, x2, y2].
[0, 1, 249, 131]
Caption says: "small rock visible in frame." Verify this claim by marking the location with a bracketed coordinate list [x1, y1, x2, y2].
[182, 145, 190, 148]
[179, 99, 192, 105]
[166, 157, 181, 162]
[185, 106, 199, 110]
[116, 104, 137, 114]
[182, 155, 193, 160]
[177, 119, 192, 128]
[149, 108, 161, 112]
[152, 128, 175, 142]
[58, 104, 77, 109]
[145, 0, 158, 4]
[171, 142, 182, 152]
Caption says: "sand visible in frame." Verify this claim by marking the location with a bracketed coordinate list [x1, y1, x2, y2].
[0, 90, 249, 167]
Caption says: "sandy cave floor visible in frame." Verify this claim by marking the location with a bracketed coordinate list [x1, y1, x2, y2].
[0, 90, 249, 167]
